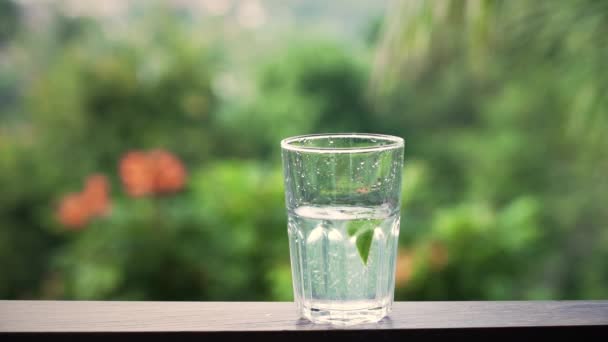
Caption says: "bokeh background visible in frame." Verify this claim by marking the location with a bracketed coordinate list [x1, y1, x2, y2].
[1, 0, 607, 301]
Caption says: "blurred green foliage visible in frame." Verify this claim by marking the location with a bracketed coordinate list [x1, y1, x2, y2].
[219, 41, 373, 158]
[0, 0, 607, 301]
[373, 0, 608, 299]
[0, 0, 19, 46]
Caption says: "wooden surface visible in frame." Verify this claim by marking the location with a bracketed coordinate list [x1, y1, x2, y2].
[1, 301, 607, 338]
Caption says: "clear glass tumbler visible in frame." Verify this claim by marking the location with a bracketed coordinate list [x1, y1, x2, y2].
[281, 133, 404, 325]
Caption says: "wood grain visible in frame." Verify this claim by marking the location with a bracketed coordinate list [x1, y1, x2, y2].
[1, 301, 607, 333]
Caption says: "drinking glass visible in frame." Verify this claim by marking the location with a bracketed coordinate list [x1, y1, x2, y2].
[281, 133, 404, 325]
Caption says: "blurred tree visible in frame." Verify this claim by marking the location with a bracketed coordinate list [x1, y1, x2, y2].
[219, 41, 374, 158]
[0, 142, 64, 299]
[365, 15, 385, 47]
[26, 40, 216, 174]
[372, 0, 608, 299]
[0, 0, 19, 46]
[0, 9, 218, 299]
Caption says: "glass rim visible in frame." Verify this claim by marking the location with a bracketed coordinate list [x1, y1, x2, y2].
[281, 133, 404, 154]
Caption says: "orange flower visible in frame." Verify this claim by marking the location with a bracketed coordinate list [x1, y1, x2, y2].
[150, 149, 186, 194]
[57, 193, 89, 229]
[82, 174, 110, 216]
[395, 249, 413, 288]
[119, 151, 155, 197]
[56, 174, 111, 230]
[119, 149, 187, 197]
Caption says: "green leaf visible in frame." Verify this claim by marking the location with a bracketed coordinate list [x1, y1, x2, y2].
[355, 228, 374, 265]
[347, 221, 362, 237]
[346, 219, 381, 265]
[346, 219, 381, 237]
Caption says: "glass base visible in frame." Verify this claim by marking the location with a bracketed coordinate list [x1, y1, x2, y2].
[299, 301, 391, 326]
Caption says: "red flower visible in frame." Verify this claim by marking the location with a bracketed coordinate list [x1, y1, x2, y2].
[56, 174, 111, 230]
[82, 174, 111, 216]
[119, 149, 186, 197]
[57, 193, 89, 229]
[119, 151, 156, 197]
[150, 149, 186, 194]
